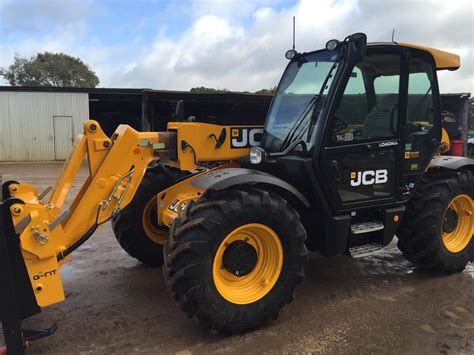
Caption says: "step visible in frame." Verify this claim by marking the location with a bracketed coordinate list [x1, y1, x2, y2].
[349, 243, 384, 258]
[350, 221, 384, 235]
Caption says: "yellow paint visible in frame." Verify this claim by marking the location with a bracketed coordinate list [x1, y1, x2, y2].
[442, 194, 473, 253]
[156, 163, 239, 228]
[142, 197, 168, 245]
[167, 122, 262, 171]
[212, 223, 283, 305]
[49, 134, 88, 210]
[8, 120, 159, 307]
[398, 43, 460, 71]
[439, 127, 451, 155]
[9, 202, 65, 307]
[6, 119, 256, 309]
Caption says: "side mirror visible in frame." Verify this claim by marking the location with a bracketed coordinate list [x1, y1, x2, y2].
[347, 33, 367, 64]
[174, 100, 185, 122]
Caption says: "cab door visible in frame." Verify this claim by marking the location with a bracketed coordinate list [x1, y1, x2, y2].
[319, 48, 404, 210]
[398, 49, 440, 199]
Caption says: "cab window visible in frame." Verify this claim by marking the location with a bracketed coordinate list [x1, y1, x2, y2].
[401, 54, 438, 173]
[330, 53, 401, 144]
[407, 58, 435, 134]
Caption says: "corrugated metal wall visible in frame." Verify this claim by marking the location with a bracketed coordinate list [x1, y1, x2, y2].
[0, 91, 89, 161]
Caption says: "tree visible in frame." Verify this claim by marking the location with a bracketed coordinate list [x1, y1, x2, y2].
[190, 86, 276, 95]
[254, 87, 276, 95]
[0, 52, 99, 88]
[190, 86, 229, 93]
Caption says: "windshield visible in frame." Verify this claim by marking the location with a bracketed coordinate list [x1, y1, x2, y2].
[262, 50, 339, 153]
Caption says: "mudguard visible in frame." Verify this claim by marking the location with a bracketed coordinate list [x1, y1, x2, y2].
[191, 168, 310, 207]
[429, 155, 474, 171]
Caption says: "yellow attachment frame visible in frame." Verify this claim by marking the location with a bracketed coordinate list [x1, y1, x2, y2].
[5, 119, 258, 310]
[7, 120, 159, 307]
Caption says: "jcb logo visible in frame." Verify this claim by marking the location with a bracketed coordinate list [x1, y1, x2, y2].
[350, 169, 388, 186]
[230, 127, 263, 149]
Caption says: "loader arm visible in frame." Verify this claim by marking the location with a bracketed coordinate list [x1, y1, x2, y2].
[1, 119, 261, 352]
[4, 120, 161, 308]
[0, 120, 163, 352]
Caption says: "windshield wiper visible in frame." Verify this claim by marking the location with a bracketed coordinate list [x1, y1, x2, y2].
[279, 94, 318, 152]
[280, 61, 339, 153]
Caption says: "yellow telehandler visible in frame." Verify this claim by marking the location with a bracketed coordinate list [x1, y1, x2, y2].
[1, 33, 473, 353]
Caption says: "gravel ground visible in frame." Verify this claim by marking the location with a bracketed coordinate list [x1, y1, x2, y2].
[1, 162, 473, 354]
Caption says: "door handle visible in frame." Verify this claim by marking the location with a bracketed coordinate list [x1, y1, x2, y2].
[331, 160, 343, 181]
[389, 104, 398, 134]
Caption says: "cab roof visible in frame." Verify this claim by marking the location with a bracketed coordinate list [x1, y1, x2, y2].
[367, 42, 460, 71]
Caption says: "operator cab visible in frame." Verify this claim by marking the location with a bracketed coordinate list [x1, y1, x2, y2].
[253, 33, 460, 214]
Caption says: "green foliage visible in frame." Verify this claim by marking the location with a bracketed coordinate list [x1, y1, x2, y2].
[254, 87, 276, 95]
[0, 52, 100, 88]
[190, 87, 229, 93]
[190, 86, 276, 95]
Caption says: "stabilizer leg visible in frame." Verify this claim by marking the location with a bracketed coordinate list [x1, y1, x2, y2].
[1, 319, 24, 354]
[0, 186, 42, 354]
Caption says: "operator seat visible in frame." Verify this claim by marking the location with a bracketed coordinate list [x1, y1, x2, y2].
[362, 94, 398, 138]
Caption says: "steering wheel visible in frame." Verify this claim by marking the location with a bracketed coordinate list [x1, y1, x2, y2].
[407, 121, 422, 133]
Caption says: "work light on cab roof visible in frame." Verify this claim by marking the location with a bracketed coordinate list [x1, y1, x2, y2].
[325, 39, 340, 51]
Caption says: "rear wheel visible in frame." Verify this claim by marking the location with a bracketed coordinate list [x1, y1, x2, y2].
[468, 144, 474, 157]
[163, 187, 307, 333]
[112, 164, 181, 265]
[397, 170, 474, 273]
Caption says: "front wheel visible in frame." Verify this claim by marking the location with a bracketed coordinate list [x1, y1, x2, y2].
[397, 170, 474, 273]
[112, 164, 182, 265]
[163, 187, 307, 333]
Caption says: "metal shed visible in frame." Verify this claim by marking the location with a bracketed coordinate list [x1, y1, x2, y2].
[0, 87, 271, 161]
[0, 91, 89, 161]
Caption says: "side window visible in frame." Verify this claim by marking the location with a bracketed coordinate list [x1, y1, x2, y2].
[330, 54, 401, 144]
[407, 58, 434, 134]
[331, 67, 368, 143]
[367, 56, 400, 139]
[401, 55, 438, 177]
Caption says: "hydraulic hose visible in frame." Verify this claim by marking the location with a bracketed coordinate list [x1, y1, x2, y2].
[56, 205, 101, 261]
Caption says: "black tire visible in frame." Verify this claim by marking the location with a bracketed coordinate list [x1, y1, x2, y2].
[468, 144, 474, 157]
[397, 169, 474, 273]
[163, 187, 308, 333]
[112, 164, 180, 265]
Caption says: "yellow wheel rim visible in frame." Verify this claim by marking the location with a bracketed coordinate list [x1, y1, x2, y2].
[442, 194, 474, 253]
[142, 198, 168, 245]
[213, 223, 283, 305]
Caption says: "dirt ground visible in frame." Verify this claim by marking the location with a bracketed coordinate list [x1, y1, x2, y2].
[1, 162, 473, 354]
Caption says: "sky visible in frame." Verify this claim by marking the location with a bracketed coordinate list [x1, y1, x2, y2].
[0, 0, 473, 93]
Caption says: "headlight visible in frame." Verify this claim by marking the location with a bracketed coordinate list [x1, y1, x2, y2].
[249, 147, 265, 164]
